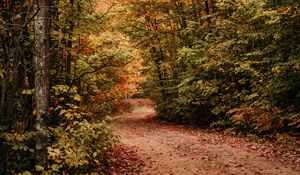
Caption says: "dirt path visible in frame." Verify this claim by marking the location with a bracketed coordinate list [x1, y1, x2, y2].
[111, 106, 300, 175]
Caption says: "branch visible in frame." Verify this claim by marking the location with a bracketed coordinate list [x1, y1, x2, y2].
[63, 57, 136, 103]
[8, 3, 39, 39]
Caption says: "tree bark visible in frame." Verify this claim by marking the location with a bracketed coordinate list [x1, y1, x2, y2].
[152, 47, 166, 100]
[201, 0, 214, 29]
[34, 0, 50, 167]
[66, 0, 75, 86]
[191, 0, 199, 21]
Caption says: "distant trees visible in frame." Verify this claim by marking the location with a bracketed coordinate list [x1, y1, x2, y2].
[125, 0, 300, 136]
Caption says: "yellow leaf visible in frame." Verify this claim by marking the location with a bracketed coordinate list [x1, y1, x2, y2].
[59, 109, 67, 116]
[65, 113, 73, 119]
[35, 165, 44, 171]
[93, 152, 97, 158]
[12, 145, 19, 150]
[271, 66, 281, 73]
[73, 94, 82, 102]
[22, 89, 34, 95]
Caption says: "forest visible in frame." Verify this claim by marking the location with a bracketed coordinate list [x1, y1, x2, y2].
[0, 0, 299, 174]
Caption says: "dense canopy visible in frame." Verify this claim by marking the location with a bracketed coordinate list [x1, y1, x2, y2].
[0, 0, 299, 174]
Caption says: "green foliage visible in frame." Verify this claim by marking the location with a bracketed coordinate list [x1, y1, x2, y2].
[0, 84, 114, 174]
[0, 0, 123, 174]
[48, 119, 113, 173]
[0, 131, 37, 173]
[126, 0, 300, 138]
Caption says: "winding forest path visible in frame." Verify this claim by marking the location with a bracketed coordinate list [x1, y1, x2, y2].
[110, 100, 300, 175]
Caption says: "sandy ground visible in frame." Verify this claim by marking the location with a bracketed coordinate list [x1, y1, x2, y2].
[110, 106, 300, 175]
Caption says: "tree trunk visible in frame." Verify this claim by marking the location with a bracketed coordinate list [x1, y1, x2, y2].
[208, 0, 214, 14]
[191, 0, 199, 21]
[201, 0, 214, 29]
[152, 47, 166, 100]
[66, 0, 75, 86]
[34, 0, 50, 167]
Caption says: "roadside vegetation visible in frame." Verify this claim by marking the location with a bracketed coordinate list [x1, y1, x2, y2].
[0, 0, 299, 174]
[124, 0, 300, 144]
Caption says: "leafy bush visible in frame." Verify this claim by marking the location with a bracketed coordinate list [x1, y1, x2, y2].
[0, 85, 114, 175]
[47, 119, 113, 173]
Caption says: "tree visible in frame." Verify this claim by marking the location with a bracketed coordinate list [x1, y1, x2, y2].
[34, 0, 50, 167]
